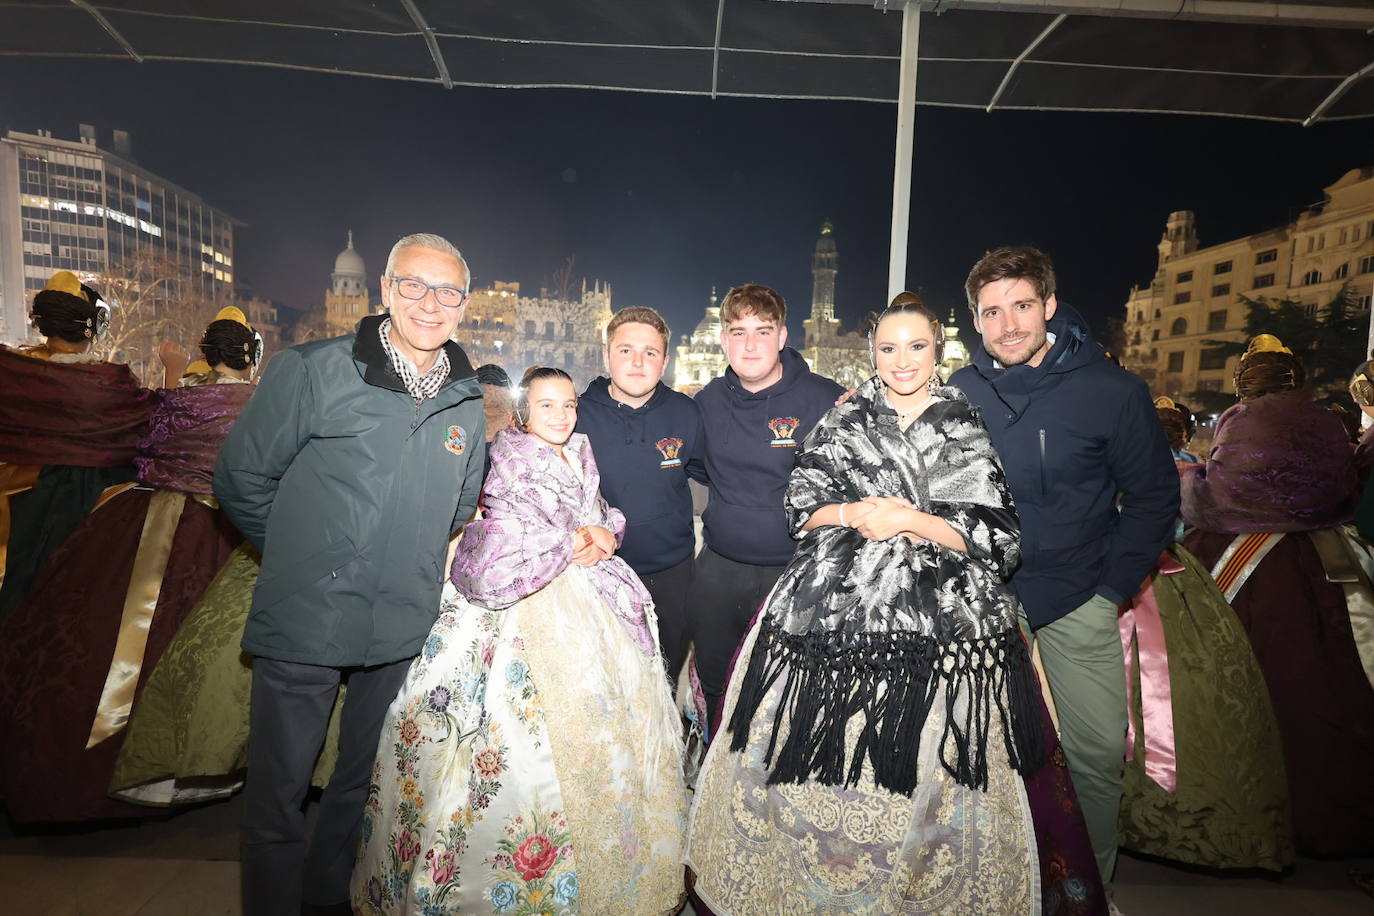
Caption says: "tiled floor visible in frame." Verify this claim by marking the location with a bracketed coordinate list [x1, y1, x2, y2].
[2, 795, 1371, 914]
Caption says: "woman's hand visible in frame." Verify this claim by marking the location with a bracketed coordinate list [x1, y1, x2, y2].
[570, 525, 616, 566]
[840, 500, 876, 529]
[850, 496, 913, 541]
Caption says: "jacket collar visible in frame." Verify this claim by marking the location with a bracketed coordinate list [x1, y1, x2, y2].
[351, 313, 477, 394]
[969, 301, 1098, 379]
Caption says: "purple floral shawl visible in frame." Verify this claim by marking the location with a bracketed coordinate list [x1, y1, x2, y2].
[1180, 389, 1357, 533]
[135, 382, 256, 495]
[450, 428, 657, 657]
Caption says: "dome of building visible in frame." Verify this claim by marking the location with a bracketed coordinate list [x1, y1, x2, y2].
[334, 230, 366, 277]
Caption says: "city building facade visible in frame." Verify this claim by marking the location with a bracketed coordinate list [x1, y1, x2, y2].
[457, 279, 613, 389]
[799, 221, 970, 389]
[1122, 167, 1374, 401]
[0, 125, 237, 345]
[672, 222, 971, 395]
[322, 231, 373, 336]
[674, 289, 728, 396]
[800, 221, 871, 390]
[460, 280, 521, 371]
[313, 236, 612, 386]
[939, 308, 971, 383]
[238, 295, 284, 366]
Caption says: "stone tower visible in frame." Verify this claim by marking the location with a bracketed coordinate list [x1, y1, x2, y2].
[800, 221, 870, 389]
[1157, 210, 1199, 267]
[811, 219, 838, 322]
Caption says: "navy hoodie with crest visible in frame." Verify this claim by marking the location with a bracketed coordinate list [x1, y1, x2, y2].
[577, 377, 706, 576]
[694, 347, 845, 566]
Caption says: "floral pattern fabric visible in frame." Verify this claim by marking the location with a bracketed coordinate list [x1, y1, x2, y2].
[353, 429, 686, 915]
[353, 576, 686, 915]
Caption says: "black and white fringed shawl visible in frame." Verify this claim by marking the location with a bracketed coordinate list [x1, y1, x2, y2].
[726, 377, 1044, 796]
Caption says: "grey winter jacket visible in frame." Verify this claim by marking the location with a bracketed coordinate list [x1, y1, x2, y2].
[213, 315, 486, 667]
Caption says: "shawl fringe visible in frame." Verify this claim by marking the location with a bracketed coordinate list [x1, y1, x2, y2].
[727, 618, 1044, 795]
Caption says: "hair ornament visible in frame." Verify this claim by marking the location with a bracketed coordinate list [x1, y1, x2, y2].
[1245, 334, 1291, 357]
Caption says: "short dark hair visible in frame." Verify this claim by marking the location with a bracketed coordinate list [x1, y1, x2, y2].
[606, 306, 670, 350]
[720, 284, 786, 327]
[965, 246, 1056, 312]
[476, 363, 511, 387]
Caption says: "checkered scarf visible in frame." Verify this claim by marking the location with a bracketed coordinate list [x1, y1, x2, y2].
[379, 317, 450, 403]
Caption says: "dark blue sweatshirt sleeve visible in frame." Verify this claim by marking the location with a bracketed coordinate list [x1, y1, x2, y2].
[1096, 379, 1180, 604]
[685, 402, 708, 484]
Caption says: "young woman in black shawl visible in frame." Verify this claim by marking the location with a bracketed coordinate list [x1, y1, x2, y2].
[686, 296, 1104, 915]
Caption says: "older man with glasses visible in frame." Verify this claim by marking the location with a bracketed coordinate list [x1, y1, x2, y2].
[215, 233, 486, 916]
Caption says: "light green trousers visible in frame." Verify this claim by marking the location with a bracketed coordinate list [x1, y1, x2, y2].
[1022, 593, 1127, 889]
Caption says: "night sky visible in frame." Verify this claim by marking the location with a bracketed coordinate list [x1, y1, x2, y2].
[1, 57, 1368, 348]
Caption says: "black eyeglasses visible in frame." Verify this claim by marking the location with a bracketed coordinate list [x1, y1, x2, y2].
[387, 275, 468, 308]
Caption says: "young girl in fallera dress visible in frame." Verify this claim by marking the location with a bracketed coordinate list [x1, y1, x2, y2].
[352, 367, 686, 916]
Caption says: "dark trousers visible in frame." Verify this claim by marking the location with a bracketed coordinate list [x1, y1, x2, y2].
[688, 546, 786, 733]
[241, 655, 410, 915]
[638, 554, 694, 688]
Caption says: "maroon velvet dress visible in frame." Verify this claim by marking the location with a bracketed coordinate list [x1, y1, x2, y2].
[1181, 389, 1374, 855]
[0, 345, 156, 623]
[0, 379, 253, 822]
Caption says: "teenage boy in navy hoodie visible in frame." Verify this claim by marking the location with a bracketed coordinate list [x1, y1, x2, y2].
[577, 307, 705, 685]
[689, 284, 844, 729]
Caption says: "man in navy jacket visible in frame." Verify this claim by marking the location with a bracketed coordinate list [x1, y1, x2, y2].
[578, 307, 704, 684]
[689, 284, 844, 729]
[950, 246, 1178, 894]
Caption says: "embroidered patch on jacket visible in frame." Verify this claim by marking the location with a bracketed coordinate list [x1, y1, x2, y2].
[655, 437, 683, 468]
[767, 416, 801, 448]
[444, 425, 467, 456]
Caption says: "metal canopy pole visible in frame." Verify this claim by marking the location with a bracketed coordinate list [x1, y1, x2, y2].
[888, 4, 920, 301]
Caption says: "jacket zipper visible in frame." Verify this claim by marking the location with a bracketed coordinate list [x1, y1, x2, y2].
[1038, 428, 1048, 496]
